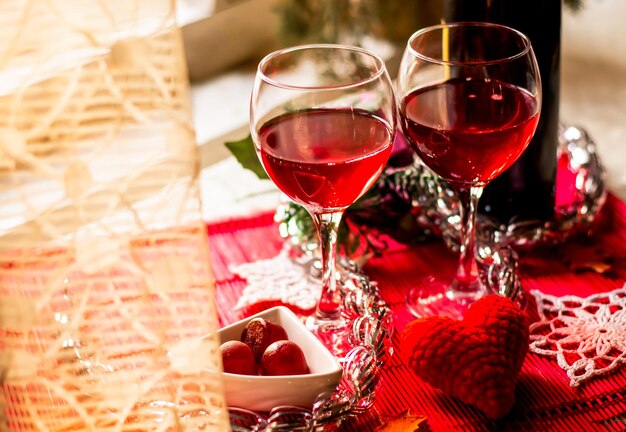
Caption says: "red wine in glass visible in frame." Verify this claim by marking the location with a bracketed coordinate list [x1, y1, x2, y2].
[251, 44, 396, 353]
[400, 78, 539, 186]
[397, 22, 541, 319]
[258, 108, 393, 212]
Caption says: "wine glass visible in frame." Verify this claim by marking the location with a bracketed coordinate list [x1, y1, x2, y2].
[250, 45, 396, 348]
[397, 22, 541, 318]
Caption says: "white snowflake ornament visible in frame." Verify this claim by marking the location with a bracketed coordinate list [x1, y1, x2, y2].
[529, 286, 626, 387]
[231, 247, 321, 312]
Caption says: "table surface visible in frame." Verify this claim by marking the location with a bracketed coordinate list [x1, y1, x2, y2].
[207, 195, 626, 431]
[194, 1, 626, 223]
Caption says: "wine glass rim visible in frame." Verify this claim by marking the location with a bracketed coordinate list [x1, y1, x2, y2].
[407, 22, 532, 66]
[257, 43, 387, 91]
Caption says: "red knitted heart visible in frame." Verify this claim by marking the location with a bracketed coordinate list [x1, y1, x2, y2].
[400, 295, 529, 419]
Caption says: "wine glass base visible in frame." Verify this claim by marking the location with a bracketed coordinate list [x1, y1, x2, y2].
[305, 315, 352, 359]
[406, 275, 488, 320]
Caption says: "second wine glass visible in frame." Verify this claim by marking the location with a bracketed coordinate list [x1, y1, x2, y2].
[250, 44, 396, 350]
[397, 22, 541, 318]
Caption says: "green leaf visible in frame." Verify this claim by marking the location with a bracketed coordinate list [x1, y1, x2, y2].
[564, 0, 583, 11]
[224, 135, 269, 180]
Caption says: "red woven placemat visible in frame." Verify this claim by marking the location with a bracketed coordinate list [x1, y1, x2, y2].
[207, 194, 626, 431]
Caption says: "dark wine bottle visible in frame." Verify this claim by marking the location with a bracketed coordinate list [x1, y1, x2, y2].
[444, 0, 561, 224]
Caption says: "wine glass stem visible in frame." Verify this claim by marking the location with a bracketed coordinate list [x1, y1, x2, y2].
[452, 186, 483, 293]
[311, 211, 344, 320]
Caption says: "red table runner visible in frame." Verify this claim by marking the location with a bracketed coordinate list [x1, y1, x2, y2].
[207, 194, 626, 431]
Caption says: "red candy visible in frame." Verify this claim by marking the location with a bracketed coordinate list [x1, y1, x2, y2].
[220, 340, 257, 375]
[261, 340, 310, 376]
[241, 317, 288, 361]
[222, 317, 310, 377]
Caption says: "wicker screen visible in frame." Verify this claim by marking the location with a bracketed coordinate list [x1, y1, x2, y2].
[0, 1, 229, 430]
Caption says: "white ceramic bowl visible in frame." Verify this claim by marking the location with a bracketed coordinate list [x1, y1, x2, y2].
[216, 306, 343, 411]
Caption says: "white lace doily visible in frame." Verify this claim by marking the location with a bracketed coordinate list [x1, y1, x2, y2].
[230, 247, 321, 312]
[529, 285, 626, 387]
